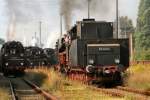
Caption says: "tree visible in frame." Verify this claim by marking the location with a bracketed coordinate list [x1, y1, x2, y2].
[135, 0, 150, 60]
[0, 38, 4, 45]
[119, 16, 134, 38]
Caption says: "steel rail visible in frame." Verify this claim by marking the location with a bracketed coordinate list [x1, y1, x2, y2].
[23, 78, 58, 100]
[89, 86, 149, 100]
[117, 86, 150, 96]
[9, 80, 17, 100]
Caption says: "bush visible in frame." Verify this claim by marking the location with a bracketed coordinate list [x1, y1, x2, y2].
[134, 49, 150, 60]
[41, 69, 64, 92]
[125, 64, 150, 90]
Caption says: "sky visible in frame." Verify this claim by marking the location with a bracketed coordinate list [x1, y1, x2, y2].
[0, 0, 140, 48]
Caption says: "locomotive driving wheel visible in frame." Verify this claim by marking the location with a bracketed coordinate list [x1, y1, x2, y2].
[113, 71, 122, 85]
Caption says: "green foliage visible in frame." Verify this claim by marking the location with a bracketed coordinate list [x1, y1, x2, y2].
[134, 49, 150, 60]
[119, 16, 135, 34]
[135, 0, 150, 60]
[0, 38, 4, 45]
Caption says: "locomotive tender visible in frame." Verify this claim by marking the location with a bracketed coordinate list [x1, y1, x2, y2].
[57, 19, 129, 84]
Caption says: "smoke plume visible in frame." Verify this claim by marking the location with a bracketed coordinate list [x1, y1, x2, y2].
[7, 13, 16, 41]
[60, 0, 115, 30]
[60, 0, 75, 30]
[5, 0, 44, 41]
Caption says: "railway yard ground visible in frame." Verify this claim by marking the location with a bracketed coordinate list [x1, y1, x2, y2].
[9, 77, 45, 100]
[0, 64, 150, 100]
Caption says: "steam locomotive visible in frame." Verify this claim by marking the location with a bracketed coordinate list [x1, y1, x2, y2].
[0, 41, 27, 75]
[25, 46, 48, 67]
[56, 19, 129, 85]
[0, 41, 57, 75]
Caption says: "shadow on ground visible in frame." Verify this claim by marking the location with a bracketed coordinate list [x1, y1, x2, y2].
[24, 71, 47, 87]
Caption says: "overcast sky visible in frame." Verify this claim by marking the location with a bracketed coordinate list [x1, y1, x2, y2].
[0, 0, 140, 48]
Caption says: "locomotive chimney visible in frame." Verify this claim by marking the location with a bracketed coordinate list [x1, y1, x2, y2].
[88, 0, 91, 19]
[60, 13, 63, 37]
[39, 21, 42, 47]
[116, 0, 119, 38]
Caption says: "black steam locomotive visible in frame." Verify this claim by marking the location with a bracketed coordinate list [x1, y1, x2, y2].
[0, 41, 27, 75]
[0, 41, 58, 75]
[25, 46, 48, 67]
[57, 19, 129, 85]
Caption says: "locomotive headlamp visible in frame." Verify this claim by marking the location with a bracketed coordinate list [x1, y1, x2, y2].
[115, 58, 120, 64]
[89, 59, 94, 64]
[5, 63, 8, 66]
[30, 62, 33, 65]
[42, 62, 45, 65]
[4, 54, 8, 57]
[20, 53, 24, 56]
[20, 62, 24, 66]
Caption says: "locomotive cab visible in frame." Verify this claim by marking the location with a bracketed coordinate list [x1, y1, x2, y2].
[68, 19, 113, 40]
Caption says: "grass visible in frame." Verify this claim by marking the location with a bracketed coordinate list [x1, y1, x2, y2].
[24, 70, 47, 86]
[124, 95, 136, 100]
[25, 65, 150, 99]
[124, 64, 150, 90]
[0, 65, 148, 100]
[0, 88, 10, 100]
[55, 81, 126, 100]
[25, 69, 124, 100]
[24, 68, 125, 100]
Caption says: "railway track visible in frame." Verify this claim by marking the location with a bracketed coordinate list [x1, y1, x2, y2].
[116, 86, 150, 96]
[9, 79, 16, 100]
[0, 74, 13, 99]
[90, 86, 150, 100]
[9, 77, 45, 100]
[131, 60, 150, 65]
[8, 77, 58, 100]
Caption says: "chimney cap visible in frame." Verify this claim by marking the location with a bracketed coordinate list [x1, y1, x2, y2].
[83, 19, 95, 21]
